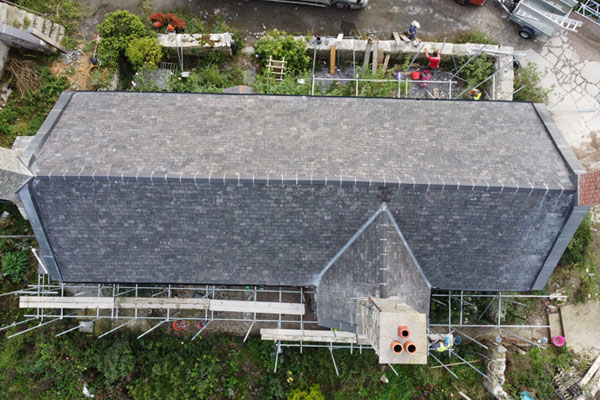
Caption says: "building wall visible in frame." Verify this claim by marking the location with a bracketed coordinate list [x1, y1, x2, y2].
[30, 177, 574, 291]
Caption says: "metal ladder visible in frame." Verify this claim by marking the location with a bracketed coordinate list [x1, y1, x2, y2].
[575, 0, 600, 26]
[515, 7, 582, 31]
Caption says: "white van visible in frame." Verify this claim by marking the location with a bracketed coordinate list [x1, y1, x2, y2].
[262, 0, 367, 10]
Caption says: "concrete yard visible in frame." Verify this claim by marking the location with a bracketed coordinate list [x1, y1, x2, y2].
[561, 301, 600, 357]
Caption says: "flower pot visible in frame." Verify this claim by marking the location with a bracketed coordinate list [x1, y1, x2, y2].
[410, 71, 420, 80]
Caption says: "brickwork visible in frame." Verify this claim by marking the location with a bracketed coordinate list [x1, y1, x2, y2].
[578, 170, 600, 205]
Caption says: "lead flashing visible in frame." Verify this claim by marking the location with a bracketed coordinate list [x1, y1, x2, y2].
[17, 182, 63, 281]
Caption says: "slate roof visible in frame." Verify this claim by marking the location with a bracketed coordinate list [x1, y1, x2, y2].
[30, 92, 574, 190]
[315, 204, 431, 332]
[19, 91, 585, 299]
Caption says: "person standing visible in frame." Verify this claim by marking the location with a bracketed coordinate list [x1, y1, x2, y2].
[408, 20, 420, 40]
[424, 48, 441, 70]
[468, 88, 482, 100]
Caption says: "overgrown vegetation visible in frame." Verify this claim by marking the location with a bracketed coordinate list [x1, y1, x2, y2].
[513, 62, 551, 103]
[458, 55, 496, 89]
[14, 0, 83, 35]
[0, 60, 69, 147]
[505, 346, 574, 398]
[549, 214, 600, 303]
[451, 30, 499, 45]
[424, 30, 499, 45]
[0, 329, 491, 400]
[255, 30, 311, 73]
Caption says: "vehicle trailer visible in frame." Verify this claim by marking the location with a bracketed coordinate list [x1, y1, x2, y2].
[496, 0, 582, 38]
[262, 0, 367, 10]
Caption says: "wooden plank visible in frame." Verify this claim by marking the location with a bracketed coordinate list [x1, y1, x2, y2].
[548, 312, 563, 339]
[581, 353, 600, 386]
[210, 300, 304, 315]
[261, 328, 370, 344]
[372, 39, 379, 73]
[590, 369, 600, 397]
[362, 41, 372, 70]
[382, 54, 390, 74]
[330, 46, 336, 75]
[392, 32, 402, 46]
[20, 296, 114, 310]
[117, 297, 210, 310]
[399, 33, 410, 42]
[20, 296, 303, 314]
[27, 26, 66, 52]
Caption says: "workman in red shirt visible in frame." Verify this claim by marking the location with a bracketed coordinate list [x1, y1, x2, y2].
[425, 48, 441, 70]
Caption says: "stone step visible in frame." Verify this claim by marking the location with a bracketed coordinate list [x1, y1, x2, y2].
[14, 9, 25, 29]
[57, 25, 65, 46]
[49, 23, 60, 43]
[5, 4, 17, 27]
[32, 15, 44, 32]
[0, 3, 8, 24]
[41, 18, 52, 36]
[23, 12, 35, 30]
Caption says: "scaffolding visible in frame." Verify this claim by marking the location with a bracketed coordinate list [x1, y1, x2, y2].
[307, 36, 522, 101]
[0, 252, 562, 381]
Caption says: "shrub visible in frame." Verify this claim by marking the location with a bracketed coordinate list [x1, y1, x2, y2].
[459, 55, 496, 90]
[167, 65, 242, 93]
[253, 74, 312, 95]
[97, 10, 150, 69]
[560, 214, 593, 266]
[131, 66, 166, 92]
[149, 12, 186, 31]
[513, 62, 551, 103]
[255, 30, 310, 74]
[126, 37, 163, 70]
[2, 251, 28, 282]
[452, 30, 499, 45]
[288, 384, 325, 400]
[88, 68, 113, 90]
[96, 338, 135, 384]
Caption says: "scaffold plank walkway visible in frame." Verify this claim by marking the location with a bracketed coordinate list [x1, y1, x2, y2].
[20, 296, 305, 315]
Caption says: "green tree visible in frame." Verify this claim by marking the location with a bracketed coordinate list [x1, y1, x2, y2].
[97, 10, 150, 69]
[126, 37, 163, 70]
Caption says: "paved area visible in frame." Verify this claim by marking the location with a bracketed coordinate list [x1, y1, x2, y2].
[523, 27, 600, 171]
[561, 301, 600, 357]
[80, 0, 600, 168]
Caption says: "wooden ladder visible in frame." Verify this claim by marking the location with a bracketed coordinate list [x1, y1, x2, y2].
[267, 56, 286, 81]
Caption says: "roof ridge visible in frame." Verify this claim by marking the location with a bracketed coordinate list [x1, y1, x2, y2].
[36, 172, 572, 194]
